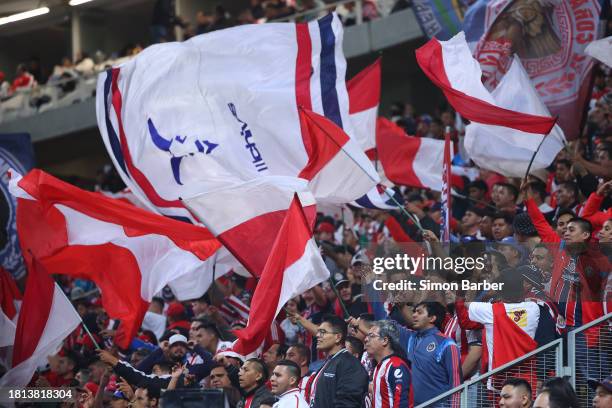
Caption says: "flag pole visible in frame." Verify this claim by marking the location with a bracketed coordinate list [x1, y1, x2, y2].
[328, 278, 350, 319]
[299, 107, 426, 233]
[522, 120, 556, 185]
[80, 319, 102, 350]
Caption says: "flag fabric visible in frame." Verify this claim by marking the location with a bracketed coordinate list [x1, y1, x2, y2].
[0, 266, 21, 320]
[233, 195, 329, 356]
[585, 36, 612, 68]
[0, 308, 15, 348]
[376, 118, 445, 190]
[96, 13, 375, 219]
[10, 169, 221, 348]
[347, 58, 381, 154]
[351, 184, 404, 210]
[440, 128, 452, 242]
[0, 257, 80, 387]
[464, 56, 567, 177]
[412, 0, 464, 40]
[415, 32, 556, 134]
[0, 134, 35, 280]
[464, 0, 604, 139]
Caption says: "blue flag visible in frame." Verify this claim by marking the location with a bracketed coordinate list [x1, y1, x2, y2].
[412, 0, 465, 40]
[0, 133, 34, 279]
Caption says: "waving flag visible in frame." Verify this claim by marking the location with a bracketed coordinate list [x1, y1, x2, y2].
[96, 14, 375, 217]
[412, 0, 464, 40]
[233, 195, 329, 356]
[347, 58, 380, 154]
[11, 169, 221, 348]
[465, 56, 566, 177]
[464, 0, 604, 139]
[0, 258, 80, 387]
[415, 32, 556, 134]
[377, 118, 447, 190]
[351, 184, 403, 210]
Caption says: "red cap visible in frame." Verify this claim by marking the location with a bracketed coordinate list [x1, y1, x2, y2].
[316, 222, 335, 234]
[166, 302, 186, 318]
[85, 382, 99, 395]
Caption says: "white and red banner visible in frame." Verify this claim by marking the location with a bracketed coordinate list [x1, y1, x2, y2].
[0, 258, 80, 387]
[10, 169, 221, 348]
[415, 32, 556, 134]
[376, 118, 463, 191]
[466, 0, 604, 139]
[465, 56, 567, 177]
[233, 195, 329, 356]
[347, 58, 381, 154]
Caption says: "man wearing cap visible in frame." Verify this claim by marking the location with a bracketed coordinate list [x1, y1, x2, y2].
[589, 375, 612, 408]
[129, 334, 213, 385]
[333, 278, 369, 319]
[496, 237, 527, 268]
[460, 206, 485, 241]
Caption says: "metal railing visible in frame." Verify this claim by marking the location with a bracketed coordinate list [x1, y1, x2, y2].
[568, 312, 612, 408]
[416, 338, 564, 408]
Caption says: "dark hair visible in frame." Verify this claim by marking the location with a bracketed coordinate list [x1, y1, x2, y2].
[358, 313, 375, 322]
[151, 297, 164, 308]
[345, 335, 364, 356]
[321, 314, 348, 343]
[492, 212, 514, 225]
[568, 217, 593, 236]
[275, 360, 301, 384]
[502, 377, 532, 397]
[556, 159, 572, 169]
[287, 344, 310, 366]
[559, 181, 578, 199]
[467, 180, 488, 193]
[136, 381, 161, 400]
[199, 322, 222, 338]
[541, 377, 579, 408]
[495, 182, 519, 200]
[414, 302, 446, 330]
[244, 358, 269, 386]
[526, 181, 547, 200]
[555, 209, 576, 222]
[193, 293, 209, 304]
[152, 361, 173, 374]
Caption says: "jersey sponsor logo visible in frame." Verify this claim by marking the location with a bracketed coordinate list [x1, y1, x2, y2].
[508, 308, 528, 328]
[323, 373, 335, 378]
[393, 368, 403, 378]
[426, 342, 436, 352]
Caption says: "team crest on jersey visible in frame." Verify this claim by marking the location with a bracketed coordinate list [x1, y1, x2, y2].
[394, 368, 403, 378]
[426, 342, 436, 352]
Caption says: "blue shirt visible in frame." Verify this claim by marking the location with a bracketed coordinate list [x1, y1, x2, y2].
[397, 326, 462, 405]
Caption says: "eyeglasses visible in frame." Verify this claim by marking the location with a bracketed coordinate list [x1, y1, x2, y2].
[365, 333, 384, 340]
[316, 329, 339, 336]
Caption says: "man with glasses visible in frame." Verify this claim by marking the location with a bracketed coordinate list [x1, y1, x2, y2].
[304, 315, 368, 408]
[365, 321, 413, 408]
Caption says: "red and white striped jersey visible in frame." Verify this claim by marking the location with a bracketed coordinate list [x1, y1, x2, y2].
[371, 354, 413, 408]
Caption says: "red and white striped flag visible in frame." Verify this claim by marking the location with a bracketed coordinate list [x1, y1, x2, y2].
[440, 127, 452, 242]
[233, 194, 329, 356]
[11, 169, 221, 349]
[0, 257, 80, 387]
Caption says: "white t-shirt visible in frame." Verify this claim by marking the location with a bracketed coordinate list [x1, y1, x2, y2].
[274, 388, 309, 408]
[468, 301, 540, 371]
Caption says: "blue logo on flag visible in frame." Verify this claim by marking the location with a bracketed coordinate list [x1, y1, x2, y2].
[147, 118, 218, 185]
[228, 103, 268, 173]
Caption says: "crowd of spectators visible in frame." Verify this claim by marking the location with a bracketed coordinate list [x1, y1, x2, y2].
[0, 59, 610, 408]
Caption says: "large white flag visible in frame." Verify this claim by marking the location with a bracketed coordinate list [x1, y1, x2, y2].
[464, 56, 566, 177]
[96, 13, 377, 223]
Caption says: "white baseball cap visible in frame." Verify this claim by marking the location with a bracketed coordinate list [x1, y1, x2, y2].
[168, 334, 188, 347]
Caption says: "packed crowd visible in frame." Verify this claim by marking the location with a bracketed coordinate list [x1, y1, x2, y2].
[0, 59, 610, 408]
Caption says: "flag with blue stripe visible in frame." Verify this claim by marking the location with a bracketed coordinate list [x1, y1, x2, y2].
[351, 184, 404, 210]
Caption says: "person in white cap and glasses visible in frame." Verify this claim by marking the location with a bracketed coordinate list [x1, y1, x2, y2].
[270, 360, 309, 408]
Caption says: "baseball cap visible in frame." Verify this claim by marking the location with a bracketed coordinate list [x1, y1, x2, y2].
[517, 264, 544, 290]
[216, 346, 246, 362]
[166, 302, 186, 319]
[496, 237, 527, 259]
[588, 375, 612, 393]
[168, 334, 188, 347]
[513, 212, 538, 237]
[316, 222, 335, 234]
[334, 279, 350, 288]
[351, 249, 371, 266]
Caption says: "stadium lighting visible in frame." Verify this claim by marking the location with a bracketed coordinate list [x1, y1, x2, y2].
[0, 7, 50, 26]
[69, 0, 96, 5]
